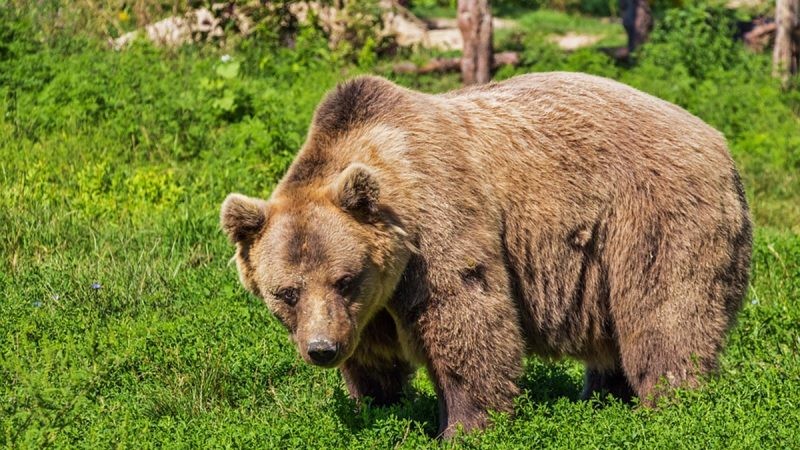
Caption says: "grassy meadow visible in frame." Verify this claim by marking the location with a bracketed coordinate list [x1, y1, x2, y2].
[1, 2, 799, 448]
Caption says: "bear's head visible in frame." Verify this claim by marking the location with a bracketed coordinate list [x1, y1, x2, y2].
[221, 163, 412, 368]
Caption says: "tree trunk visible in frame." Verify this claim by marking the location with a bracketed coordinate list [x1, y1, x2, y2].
[773, 0, 799, 81]
[457, 0, 493, 85]
[619, 0, 653, 55]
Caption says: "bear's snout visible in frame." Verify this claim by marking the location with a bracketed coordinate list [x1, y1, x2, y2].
[307, 338, 339, 366]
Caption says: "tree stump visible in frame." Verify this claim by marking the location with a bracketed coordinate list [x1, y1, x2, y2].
[773, 0, 799, 81]
[619, 0, 653, 56]
[457, 0, 493, 85]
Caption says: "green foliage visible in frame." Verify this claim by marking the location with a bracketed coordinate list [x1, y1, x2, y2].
[1, 1, 799, 448]
[639, 5, 743, 79]
[510, 8, 627, 46]
[622, 5, 800, 233]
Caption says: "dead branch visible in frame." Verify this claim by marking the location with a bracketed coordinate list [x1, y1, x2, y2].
[393, 51, 519, 75]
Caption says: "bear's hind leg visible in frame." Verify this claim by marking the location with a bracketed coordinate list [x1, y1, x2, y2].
[615, 325, 719, 406]
[611, 271, 729, 405]
[607, 211, 739, 405]
[582, 366, 635, 403]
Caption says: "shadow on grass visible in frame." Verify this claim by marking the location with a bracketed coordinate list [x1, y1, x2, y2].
[517, 361, 584, 404]
[332, 383, 439, 436]
[332, 360, 597, 436]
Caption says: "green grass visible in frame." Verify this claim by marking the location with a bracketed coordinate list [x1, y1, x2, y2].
[491, 10, 627, 52]
[2, 3, 800, 448]
[508, 9, 625, 46]
[409, 2, 457, 19]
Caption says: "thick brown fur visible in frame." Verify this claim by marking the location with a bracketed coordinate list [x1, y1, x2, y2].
[221, 73, 752, 437]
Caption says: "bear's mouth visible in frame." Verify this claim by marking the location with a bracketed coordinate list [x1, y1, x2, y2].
[309, 359, 343, 369]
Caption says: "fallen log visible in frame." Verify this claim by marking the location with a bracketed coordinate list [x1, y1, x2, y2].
[393, 51, 519, 74]
[742, 20, 777, 52]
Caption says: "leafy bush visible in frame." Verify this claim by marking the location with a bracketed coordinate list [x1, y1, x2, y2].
[637, 5, 744, 79]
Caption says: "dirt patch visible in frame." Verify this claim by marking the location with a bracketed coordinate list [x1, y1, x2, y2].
[548, 32, 603, 51]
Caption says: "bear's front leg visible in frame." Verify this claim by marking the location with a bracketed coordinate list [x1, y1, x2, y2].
[397, 263, 525, 437]
[339, 309, 414, 407]
[340, 358, 413, 407]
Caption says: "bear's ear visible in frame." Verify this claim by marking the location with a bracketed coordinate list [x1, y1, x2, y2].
[332, 163, 380, 220]
[220, 193, 268, 243]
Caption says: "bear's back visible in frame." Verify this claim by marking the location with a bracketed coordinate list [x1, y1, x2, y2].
[439, 72, 729, 167]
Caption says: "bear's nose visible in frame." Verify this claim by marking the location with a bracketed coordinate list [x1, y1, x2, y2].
[307, 339, 339, 365]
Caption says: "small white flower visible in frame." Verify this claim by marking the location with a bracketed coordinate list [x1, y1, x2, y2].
[220, 54, 232, 63]
[751, 298, 759, 305]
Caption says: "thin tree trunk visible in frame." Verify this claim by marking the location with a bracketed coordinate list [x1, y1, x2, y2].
[773, 0, 799, 81]
[457, 0, 493, 85]
[619, 0, 653, 55]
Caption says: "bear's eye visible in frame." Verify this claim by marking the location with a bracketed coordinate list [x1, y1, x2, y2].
[274, 287, 299, 306]
[334, 275, 357, 298]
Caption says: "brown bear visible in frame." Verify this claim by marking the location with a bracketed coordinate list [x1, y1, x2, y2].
[220, 72, 752, 437]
